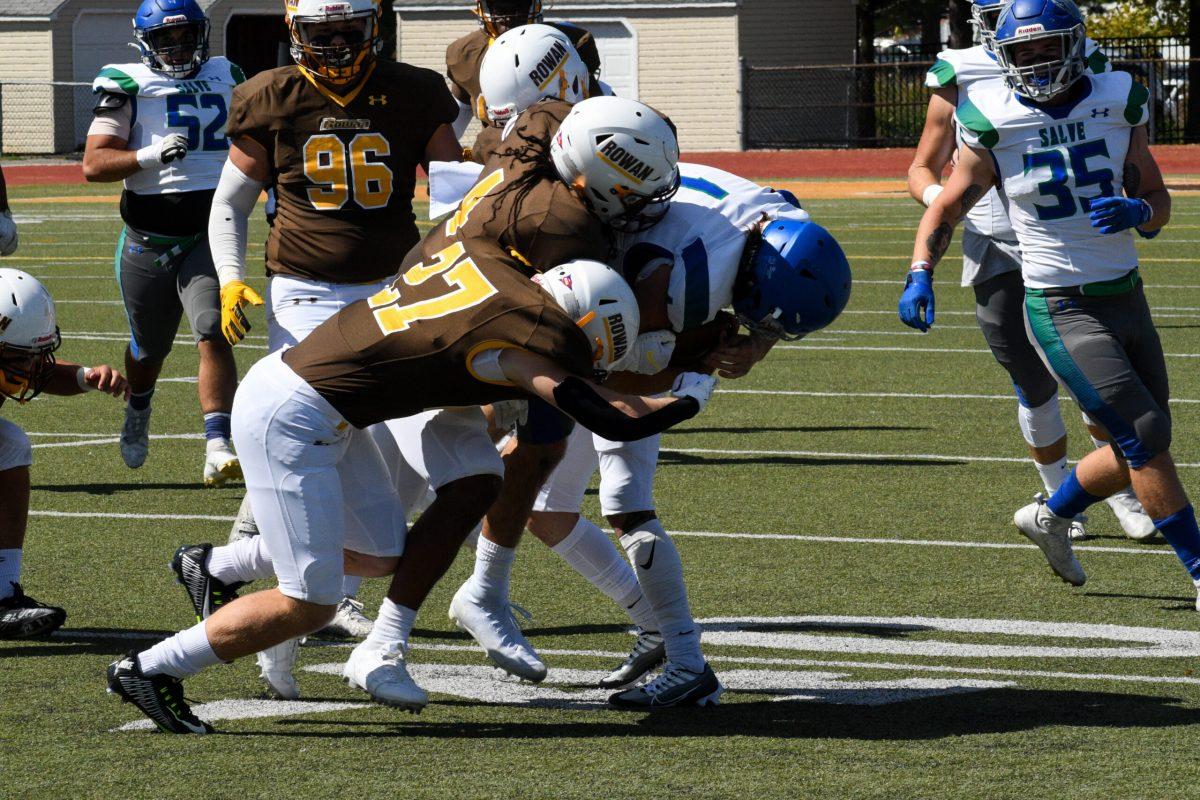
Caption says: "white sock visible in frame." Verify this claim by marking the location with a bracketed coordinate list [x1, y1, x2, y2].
[619, 519, 703, 673]
[552, 517, 658, 631]
[342, 575, 363, 598]
[0, 548, 22, 599]
[205, 537, 273, 584]
[364, 598, 416, 651]
[137, 620, 222, 679]
[1035, 456, 1071, 494]
[467, 536, 515, 602]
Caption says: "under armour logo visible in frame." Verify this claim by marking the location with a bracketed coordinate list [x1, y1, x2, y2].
[1091, 108, 1110, 118]
[368, 95, 387, 106]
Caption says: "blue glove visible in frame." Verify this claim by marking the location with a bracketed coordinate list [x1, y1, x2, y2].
[898, 269, 935, 332]
[1089, 196, 1152, 235]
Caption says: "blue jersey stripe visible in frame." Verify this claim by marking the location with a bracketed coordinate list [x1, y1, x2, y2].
[681, 175, 729, 201]
[681, 239, 711, 330]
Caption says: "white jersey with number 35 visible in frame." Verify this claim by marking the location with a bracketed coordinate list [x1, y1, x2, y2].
[91, 58, 243, 195]
[926, 39, 1110, 241]
[956, 71, 1149, 289]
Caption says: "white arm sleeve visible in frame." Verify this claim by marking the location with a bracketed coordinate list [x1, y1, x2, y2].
[451, 98, 473, 140]
[208, 159, 264, 287]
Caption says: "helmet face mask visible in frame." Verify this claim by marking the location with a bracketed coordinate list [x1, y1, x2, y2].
[993, 0, 1087, 101]
[288, 0, 380, 86]
[599, 170, 681, 233]
[133, 0, 210, 79]
[969, 0, 1003, 49]
[0, 338, 59, 405]
[475, 0, 542, 37]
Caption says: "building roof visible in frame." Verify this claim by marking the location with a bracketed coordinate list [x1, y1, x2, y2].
[0, 0, 67, 18]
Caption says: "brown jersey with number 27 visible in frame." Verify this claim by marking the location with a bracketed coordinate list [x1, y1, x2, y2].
[284, 100, 610, 428]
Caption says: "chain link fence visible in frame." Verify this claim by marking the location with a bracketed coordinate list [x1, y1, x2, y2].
[744, 37, 1196, 149]
[0, 82, 93, 155]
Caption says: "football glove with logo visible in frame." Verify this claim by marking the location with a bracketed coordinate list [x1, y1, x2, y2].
[220, 280, 263, 345]
[625, 330, 677, 375]
[670, 372, 717, 412]
[1088, 196, 1152, 235]
[898, 268, 935, 332]
[136, 133, 189, 170]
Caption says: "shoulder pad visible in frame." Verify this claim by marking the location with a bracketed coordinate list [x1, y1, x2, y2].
[92, 91, 129, 112]
[92, 66, 139, 96]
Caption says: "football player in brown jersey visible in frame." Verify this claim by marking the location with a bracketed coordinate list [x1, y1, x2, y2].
[204, 0, 479, 686]
[447, 0, 604, 160]
[107, 254, 717, 732]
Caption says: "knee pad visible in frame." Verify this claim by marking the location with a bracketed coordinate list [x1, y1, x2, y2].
[191, 308, 222, 343]
[0, 419, 32, 471]
[1128, 409, 1172, 468]
[1016, 393, 1067, 448]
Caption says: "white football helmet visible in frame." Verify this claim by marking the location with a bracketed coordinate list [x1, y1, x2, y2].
[0, 269, 59, 403]
[480, 24, 589, 127]
[286, 0, 381, 86]
[534, 260, 640, 373]
[550, 96, 680, 232]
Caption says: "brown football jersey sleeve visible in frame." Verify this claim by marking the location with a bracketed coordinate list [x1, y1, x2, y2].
[548, 22, 604, 97]
[226, 67, 286, 159]
[445, 30, 490, 112]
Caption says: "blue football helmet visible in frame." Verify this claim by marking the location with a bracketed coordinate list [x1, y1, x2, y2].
[993, 0, 1087, 101]
[970, 0, 1004, 49]
[133, 0, 210, 79]
[733, 219, 851, 341]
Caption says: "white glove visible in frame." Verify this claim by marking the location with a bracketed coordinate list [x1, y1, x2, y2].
[136, 133, 189, 170]
[671, 372, 718, 413]
[624, 330, 677, 375]
[490, 399, 529, 431]
[0, 210, 17, 256]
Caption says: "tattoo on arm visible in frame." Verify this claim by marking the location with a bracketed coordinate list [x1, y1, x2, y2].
[959, 184, 984, 219]
[926, 223, 953, 267]
[1123, 162, 1142, 198]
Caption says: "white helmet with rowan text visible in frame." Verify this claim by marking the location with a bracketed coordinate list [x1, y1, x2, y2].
[0, 269, 60, 403]
[550, 96, 680, 232]
[534, 260, 640, 373]
[480, 24, 589, 127]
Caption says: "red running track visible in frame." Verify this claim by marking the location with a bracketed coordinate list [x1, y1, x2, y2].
[4, 145, 1200, 185]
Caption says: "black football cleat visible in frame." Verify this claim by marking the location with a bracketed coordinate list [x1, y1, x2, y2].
[170, 544, 243, 621]
[608, 662, 724, 710]
[107, 651, 213, 734]
[0, 583, 66, 639]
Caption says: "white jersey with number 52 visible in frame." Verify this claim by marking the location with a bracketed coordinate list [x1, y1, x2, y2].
[92, 58, 243, 195]
[956, 71, 1149, 289]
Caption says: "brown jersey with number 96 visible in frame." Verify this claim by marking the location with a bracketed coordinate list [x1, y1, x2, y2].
[284, 99, 611, 428]
[226, 61, 459, 284]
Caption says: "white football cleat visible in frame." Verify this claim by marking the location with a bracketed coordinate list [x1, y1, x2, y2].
[342, 641, 427, 712]
[1106, 488, 1158, 541]
[449, 584, 547, 683]
[1014, 494, 1087, 586]
[257, 637, 301, 700]
[203, 439, 242, 487]
[120, 405, 152, 469]
[317, 596, 374, 639]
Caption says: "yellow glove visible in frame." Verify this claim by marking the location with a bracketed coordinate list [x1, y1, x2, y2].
[220, 280, 264, 345]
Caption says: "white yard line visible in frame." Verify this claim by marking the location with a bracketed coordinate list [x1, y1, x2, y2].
[24, 507, 1175, 558]
[713, 388, 1200, 405]
[30, 433, 203, 449]
[50, 630, 1200, 687]
[778, 343, 1200, 359]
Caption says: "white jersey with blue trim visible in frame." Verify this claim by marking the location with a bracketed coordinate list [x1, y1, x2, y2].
[926, 39, 1110, 241]
[617, 163, 809, 333]
[91, 57, 243, 196]
[956, 71, 1149, 289]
